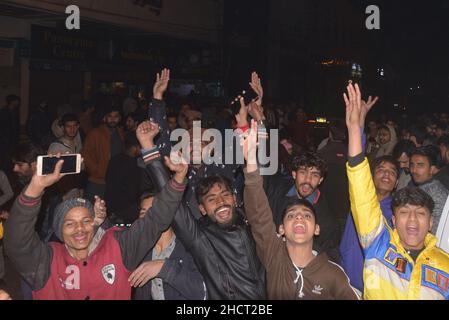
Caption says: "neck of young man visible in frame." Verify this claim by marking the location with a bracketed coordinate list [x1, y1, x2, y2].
[66, 247, 89, 261]
[61, 135, 76, 146]
[286, 240, 315, 268]
[376, 189, 391, 202]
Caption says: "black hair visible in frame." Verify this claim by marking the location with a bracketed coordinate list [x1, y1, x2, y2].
[409, 125, 427, 146]
[196, 175, 233, 204]
[371, 155, 400, 177]
[377, 124, 389, 131]
[60, 113, 79, 126]
[411, 145, 440, 167]
[6, 94, 20, 104]
[438, 135, 449, 149]
[276, 198, 317, 229]
[126, 112, 141, 122]
[11, 142, 45, 164]
[392, 187, 434, 215]
[392, 140, 416, 160]
[292, 152, 328, 177]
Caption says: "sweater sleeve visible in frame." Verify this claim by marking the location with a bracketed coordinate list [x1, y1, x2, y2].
[243, 168, 282, 268]
[117, 177, 187, 271]
[330, 262, 362, 300]
[3, 192, 52, 291]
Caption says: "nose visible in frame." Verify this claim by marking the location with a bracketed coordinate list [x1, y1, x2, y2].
[75, 222, 85, 231]
[305, 172, 313, 183]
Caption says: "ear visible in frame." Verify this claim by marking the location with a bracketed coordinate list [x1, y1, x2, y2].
[392, 216, 396, 229]
[278, 224, 285, 236]
[314, 224, 320, 236]
[199, 204, 207, 216]
[292, 171, 296, 180]
[430, 165, 437, 175]
[318, 177, 324, 186]
[429, 216, 434, 232]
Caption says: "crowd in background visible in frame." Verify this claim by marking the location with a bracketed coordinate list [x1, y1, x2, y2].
[0, 69, 449, 300]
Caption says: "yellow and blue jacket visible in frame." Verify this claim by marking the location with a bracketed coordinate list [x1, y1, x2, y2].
[347, 158, 449, 300]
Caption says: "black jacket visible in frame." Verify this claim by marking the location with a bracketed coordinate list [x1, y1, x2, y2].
[145, 156, 266, 300]
[264, 174, 340, 263]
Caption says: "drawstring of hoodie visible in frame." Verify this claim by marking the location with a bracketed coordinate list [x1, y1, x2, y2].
[293, 263, 305, 298]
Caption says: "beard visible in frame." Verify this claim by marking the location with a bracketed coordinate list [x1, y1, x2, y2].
[209, 205, 237, 229]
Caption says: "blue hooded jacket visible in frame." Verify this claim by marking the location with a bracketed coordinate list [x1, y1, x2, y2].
[339, 196, 393, 292]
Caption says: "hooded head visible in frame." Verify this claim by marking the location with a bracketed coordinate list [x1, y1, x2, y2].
[53, 198, 96, 252]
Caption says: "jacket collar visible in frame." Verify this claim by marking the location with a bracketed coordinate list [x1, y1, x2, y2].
[286, 185, 320, 205]
[391, 229, 438, 261]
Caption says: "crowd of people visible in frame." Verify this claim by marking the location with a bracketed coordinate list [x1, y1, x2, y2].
[0, 69, 449, 300]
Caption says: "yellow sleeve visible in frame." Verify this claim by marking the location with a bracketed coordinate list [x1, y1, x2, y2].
[347, 158, 385, 249]
[0, 222, 3, 240]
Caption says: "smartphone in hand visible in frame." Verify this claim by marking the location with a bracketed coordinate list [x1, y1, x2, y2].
[37, 154, 82, 176]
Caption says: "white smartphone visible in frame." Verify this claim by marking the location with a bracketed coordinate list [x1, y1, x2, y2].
[37, 154, 82, 176]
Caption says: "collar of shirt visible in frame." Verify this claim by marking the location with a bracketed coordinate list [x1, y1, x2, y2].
[286, 185, 320, 204]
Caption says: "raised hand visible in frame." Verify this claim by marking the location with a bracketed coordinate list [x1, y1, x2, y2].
[343, 83, 363, 130]
[248, 101, 265, 122]
[165, 152, 189, 184]
[136, 120, 160, 149]
[153, 68, 170, 100]
[128, 260, 165, 288]
[235, 97, 249, 128]
[93, 195, 107, 227]
[249, 72, 263, 107]
[360, 95, 379, 128]
[343, 83, 364, 157]
[240, 119, 258, 173]
[26, 157, 65, 198]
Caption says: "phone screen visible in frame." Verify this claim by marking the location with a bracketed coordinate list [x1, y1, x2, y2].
[42, 155, 78, 175]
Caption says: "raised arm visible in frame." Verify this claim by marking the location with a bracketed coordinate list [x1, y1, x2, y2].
[148, 68, 171, 157]
[243, 120, 281, 267]
[344, 83, 384, 248]
[4, 159, 65, 290]
[117, 150, 188, 271]
[135, 121, 200, 247]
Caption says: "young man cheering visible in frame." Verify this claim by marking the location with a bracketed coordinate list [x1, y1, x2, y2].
[344, 83, 449, 300]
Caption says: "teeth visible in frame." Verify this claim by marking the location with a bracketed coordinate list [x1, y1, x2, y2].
[217, 207, 229, 213]
[294, 223, 305, 228]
